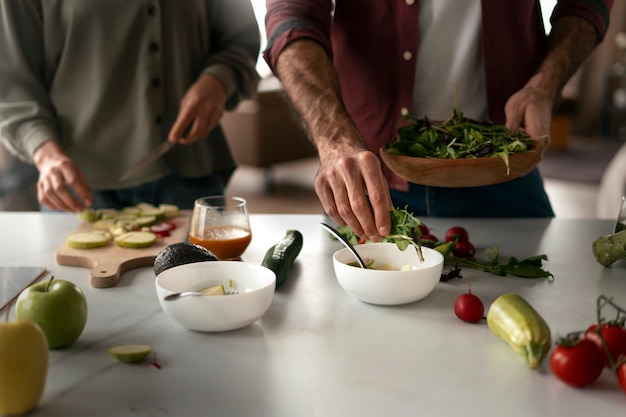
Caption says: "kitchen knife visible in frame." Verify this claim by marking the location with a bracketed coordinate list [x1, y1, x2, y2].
[118, 140, 175, 182]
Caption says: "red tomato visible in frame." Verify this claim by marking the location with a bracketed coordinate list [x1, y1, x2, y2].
[584, 324, 626, 368]
[445, 226, 469, 243]
[618, 363, 626, 394]
[418, 224, 430, 236]
[550, 339, 604, 388]
[452, 241, 475, 258]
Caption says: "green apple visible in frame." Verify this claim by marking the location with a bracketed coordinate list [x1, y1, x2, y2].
[16, 277, 88, 349]
[0, 319, 48, 416]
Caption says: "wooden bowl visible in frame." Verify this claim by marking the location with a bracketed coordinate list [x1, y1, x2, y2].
[379, 139, 544, 188]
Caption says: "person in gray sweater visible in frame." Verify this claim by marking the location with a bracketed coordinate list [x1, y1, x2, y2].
[0, 0, 260, 211]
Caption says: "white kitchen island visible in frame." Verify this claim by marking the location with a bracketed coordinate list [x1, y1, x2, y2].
[0, 212, 625, 416]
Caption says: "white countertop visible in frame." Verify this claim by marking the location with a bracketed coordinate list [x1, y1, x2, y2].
[1, 212, 625, 416]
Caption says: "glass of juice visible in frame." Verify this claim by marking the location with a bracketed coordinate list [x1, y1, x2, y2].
[188, 196, 252, 260]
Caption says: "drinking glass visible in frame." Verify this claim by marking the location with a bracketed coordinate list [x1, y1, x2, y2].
[615, 196, 626, 233]
[188, 196, 252, 260]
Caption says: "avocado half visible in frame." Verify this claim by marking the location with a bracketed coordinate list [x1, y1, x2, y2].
[153, 242, 219, 276]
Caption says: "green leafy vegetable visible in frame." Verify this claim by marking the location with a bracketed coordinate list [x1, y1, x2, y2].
[385, 109, 534, 174]
[336, 207, 425, 261]
[333, 207, 552, 279]
[446, 245, 553, 279]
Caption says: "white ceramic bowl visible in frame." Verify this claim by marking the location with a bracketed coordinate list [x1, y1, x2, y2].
[155, 261, 276, 332]
[332, 242, 444, 305]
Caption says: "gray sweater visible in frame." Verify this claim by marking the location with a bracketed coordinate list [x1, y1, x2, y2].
[0, 0, 260, 189]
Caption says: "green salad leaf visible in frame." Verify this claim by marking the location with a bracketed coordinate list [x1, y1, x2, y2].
[385, 109, 534, 173]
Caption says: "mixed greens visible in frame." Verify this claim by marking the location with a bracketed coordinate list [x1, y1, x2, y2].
[334, 207, 552, 279]
[384, 109, 534, 174]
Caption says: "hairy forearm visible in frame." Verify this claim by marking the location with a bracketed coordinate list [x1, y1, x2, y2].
[529, 16, 600, 100]
[274, 39, 364, 154]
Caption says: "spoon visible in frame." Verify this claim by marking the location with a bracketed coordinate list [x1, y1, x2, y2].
[320, 222, 367, 269]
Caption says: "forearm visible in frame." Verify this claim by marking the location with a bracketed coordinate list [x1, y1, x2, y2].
[275, 39, 364, 155]
[528, 16, 600, 101]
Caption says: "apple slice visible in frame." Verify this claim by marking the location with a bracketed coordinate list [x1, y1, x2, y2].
[66, 231, 110, 249]
[159, 204, 179, 219]
[200, 284, 226, 296]
[107, 344, 152, 363]
[114, 231, 157, 248]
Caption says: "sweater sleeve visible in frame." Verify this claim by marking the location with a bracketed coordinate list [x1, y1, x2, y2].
[0, 0, 60, 163]
[202, 0, 261, 110]
[551, 0, 614, 42]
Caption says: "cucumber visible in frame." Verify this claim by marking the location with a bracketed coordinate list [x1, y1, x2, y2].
[114, 231, 157, 249]
[261, 230, 303, 289]
[66, 231, 110, 249]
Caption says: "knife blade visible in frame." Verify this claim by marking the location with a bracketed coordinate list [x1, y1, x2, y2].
[118, 140, 175, 182]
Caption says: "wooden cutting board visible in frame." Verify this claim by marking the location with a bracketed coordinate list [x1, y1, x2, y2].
[56, 211, 191, 288]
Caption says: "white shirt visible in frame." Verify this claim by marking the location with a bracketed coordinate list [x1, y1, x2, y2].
[412, 0, 488, 121]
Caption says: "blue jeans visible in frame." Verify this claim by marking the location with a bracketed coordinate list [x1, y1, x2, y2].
[89, 173, 229, 210]
[389, 168, 554, 218]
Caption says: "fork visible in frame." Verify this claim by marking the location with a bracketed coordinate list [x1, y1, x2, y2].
[164, 290, 238, 301]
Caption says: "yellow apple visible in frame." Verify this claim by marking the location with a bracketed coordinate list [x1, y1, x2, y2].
[0, 319, 48, 416]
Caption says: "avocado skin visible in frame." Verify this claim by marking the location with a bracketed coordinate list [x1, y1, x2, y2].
[154, 242, 219, 276]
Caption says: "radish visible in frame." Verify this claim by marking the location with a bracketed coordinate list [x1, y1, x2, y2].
[454, 285, 484, 323]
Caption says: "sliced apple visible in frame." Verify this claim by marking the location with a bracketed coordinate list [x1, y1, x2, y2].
[200, 284, 226, 296]
[114, 231, 157, 248]
[107, 344, 152, 363]
[159, 204, 180, 219]
[66, 231, 110, 249]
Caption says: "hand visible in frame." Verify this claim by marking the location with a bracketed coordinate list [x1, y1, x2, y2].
[504, 81, 553, 150]
[168, 73, 227, 144]
[33, 141, 92, 212]
[314, 142, 393, 241]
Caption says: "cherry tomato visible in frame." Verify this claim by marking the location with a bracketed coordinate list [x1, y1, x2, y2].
[550, 339, 604, 388]
[445, 226, 469, 243]
[452, 241, 475, 258]
[418, 224, 430, 236]
[617, 363, 626, 394]
[585, 323, 626, 368]
[454, 286, 484, 323]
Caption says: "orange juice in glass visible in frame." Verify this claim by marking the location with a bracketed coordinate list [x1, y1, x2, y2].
[188, 196, 251, 260]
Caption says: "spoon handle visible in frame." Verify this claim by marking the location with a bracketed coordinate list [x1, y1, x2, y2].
[320, 223, 367, 269]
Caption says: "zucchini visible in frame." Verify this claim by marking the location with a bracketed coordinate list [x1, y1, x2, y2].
[486, 293, 551, 369]
[261, 230, 303, 289]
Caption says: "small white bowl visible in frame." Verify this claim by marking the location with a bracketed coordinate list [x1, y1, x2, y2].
[332, 242, 444, 305]
[155, 261, 276, 332]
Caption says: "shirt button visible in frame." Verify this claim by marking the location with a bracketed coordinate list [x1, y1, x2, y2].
[403, 51, 413, 61]
[152, 78, 161, 88]
[406, 0, 415, 5]
[147, 5, 157, 16]
[400, 107, 409, 116]
[155, 115, 162, 125]
[149, 42, 160, 53]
